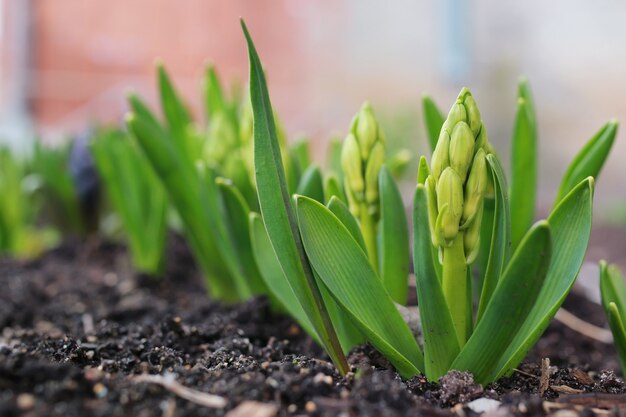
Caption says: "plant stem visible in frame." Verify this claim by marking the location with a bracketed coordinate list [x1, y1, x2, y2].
[360, 203, 379, 272]
[442, 233, 469, 347]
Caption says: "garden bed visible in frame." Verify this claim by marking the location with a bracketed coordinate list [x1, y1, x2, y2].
[1, 233, 625, 417]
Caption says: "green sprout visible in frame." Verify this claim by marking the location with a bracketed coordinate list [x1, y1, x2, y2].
[126, 64, 271, 301]
[242, 18, 615, 383]
[90, 128, 168, 276]
[599, 262, 626, 376]
[32, 141, 85, 235]
[0, 148, 58, 258]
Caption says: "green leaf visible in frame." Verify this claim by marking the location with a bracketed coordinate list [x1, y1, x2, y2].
[126, 108, 239, 301]
[296, 195, 424, 377]
[203, 65, 227, 120]
[422, 95, 445, 153]
[509, 94, 536, 251]
[291, 139, 312, 175]
[90, 130, 167, 275]
[412, 184, 459, 380]
[241, 20, 348, 375]
[452, 221, 552, 384]
[217, 178, 267, 295]
[607, 303, 626, 376]
[198, 167, 253, 298]
[599, 261, 626, 375]
[324, 175, 345, 204]
[417, 155, 431, 185]
[476, 154, 511, 322]
[518, 78, 537, 131]
[157, 64, 196, 162]
[600, 261, 626, 320]
[416, 156, 441, 280]
[555, 121, 617, 204]
[327, 196, 366, 252]
[249, 213, 319, 342]
[296, 165, 325, 203]
[378, 166, 409, 305]
[494, 177, 594, 380]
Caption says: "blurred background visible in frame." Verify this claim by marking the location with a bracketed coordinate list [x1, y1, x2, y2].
[1, 0, 625, 215]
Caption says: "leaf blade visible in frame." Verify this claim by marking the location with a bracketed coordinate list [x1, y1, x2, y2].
[555, 121, 617, 204]
[476, 154, 511, 322]
[241, 20, 348, 374]
[422, 95, 445, 153]
[494, 177, 594, 379]
[413, 184, 459, 380]
[509, 93, 537, 251]
[379, 166, 410, 305]
[296, 195, 424, 377]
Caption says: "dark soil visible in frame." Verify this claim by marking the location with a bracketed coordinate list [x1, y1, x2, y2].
[1, 235, 625, 417]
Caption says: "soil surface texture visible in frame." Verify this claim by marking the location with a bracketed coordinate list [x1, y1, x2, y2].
[1, 236, 625, 417]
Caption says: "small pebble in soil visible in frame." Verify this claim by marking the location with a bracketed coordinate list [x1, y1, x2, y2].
[16, 393, 35, 410]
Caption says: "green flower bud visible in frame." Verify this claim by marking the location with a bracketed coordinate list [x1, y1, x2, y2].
[463, 200, 483, 264]
[431, 130, 450, 181]
[341, 133, 364, 202]
[473, 121, 488, 154]
[353, 102, 379, 160]
[365, 141, 385, 208]
[462, 91, 482, 137]
[425, 175, 441, 247]
[443, 103, 467, 134]
[436, 167, 464, 244]
[449, 122, 475, 182]
[461, 148, 487, 227]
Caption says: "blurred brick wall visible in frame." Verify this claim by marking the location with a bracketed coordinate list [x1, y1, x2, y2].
[30, 0, 309, 138]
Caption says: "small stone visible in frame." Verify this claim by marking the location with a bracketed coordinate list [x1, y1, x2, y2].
[304, 401, 317, 413]
[93, 382, 108, 398]
[287, 324, 300, 336]
[466, 398, 501, 413]
[287, 404, 297, 413]
[16, 393, 35, 410]
[261, 361, 270, 370]
[313, 372, 333, 385]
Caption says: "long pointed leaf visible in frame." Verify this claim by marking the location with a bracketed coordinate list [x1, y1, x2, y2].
[296, 195, 423, 377]
[509, 94, 537, 251]
[494, 177, 594, 379]
[379, 166, 409, 305]
[476, 154, 511, 322]
[413, 184, 459, 380]
[600, 261, 626, 320]
[555, 121, 617, 204]
[422, 95, 445, 153]
[296, 165, 324, 203]
[242, 20, 348, 375]
[157, 64, 196, 162]
[600, 261, 626, 375]
[217, 178, 267, 295]
[607, 303, 626, 376]
[452, 221, 552, 384]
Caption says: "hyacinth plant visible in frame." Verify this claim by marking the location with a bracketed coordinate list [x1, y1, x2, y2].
[599, 262, 626, 376]
[242, 18, 616, 383]
[90, 129, 168, 275]
[126, 65, 270, 301]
